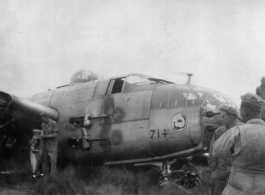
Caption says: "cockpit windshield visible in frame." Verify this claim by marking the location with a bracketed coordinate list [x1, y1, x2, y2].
[203, 92, 237, 112]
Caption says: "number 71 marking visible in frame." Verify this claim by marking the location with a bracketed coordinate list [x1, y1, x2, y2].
[150, 130, 155, 138]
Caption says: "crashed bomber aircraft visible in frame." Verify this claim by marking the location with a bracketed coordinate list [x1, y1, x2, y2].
[0, 69, 237, 184]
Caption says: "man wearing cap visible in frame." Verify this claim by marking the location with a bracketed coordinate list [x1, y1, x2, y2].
[213, 93, 265, 195]
[256, 76, 265, 121]
[40, 112, 58, 178]
[208, 105, 237, 195]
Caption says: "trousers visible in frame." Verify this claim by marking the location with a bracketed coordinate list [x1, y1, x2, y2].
[42, 142, 58, 177]
[210, 178, 227, 195]
[222, 167, 265, 195]
[210, 170, 230, 195]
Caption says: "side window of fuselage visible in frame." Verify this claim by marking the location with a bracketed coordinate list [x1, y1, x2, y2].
[194, 92, 208, 105]
[151, 91, 170, 109]
[169, 91, 208, 108]
[107, 78, 126, 95]
[187, 93, 199, 106]
[169, 91, 187, 108]
[151, 91, 208, 109]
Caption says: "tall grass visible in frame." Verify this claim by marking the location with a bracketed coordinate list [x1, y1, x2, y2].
[0, 162, 210, 195]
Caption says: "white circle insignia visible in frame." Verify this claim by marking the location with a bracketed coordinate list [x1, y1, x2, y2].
[171, 113, 187, 132]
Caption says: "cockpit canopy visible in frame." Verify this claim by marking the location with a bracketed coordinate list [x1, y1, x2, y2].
[70, 70, 103, 85]
[107, 74, 175, 94]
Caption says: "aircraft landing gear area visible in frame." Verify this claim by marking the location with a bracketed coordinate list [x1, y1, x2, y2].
[158, 158, 203, 194]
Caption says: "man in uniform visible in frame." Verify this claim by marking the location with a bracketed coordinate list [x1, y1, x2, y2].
[208, 105, 237, 195]
[256, 76, 265, 121]
[213, 93, 265, 195]
[40, 112, 58, 178]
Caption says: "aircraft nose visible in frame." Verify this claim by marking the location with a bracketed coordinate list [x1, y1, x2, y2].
[200, 91, 237, 148]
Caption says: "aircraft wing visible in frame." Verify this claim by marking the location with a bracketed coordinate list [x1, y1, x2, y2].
[0, 91, 58, 134]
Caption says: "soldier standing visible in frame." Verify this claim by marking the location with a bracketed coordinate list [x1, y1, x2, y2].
[208, 105, 237, 195]
[213, 93, 265, 195]
[40, 112, 58, 178]
[256, 76, 265, 121]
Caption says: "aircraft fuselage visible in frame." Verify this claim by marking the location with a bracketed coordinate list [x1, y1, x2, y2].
[0, 73, 237, 165]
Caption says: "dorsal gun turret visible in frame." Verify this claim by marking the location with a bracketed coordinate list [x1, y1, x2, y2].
[70, 70, 103, 85]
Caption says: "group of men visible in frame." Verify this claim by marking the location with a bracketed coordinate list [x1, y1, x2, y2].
[208, 76, 265, 195]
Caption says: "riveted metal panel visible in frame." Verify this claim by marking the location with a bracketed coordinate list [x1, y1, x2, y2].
[94, 80, 110, 98]
[63, 119, 152, 161]
[49, 82, 98, 124]
[50, 82, 97, 107]
[32, 91, 54, 107]
[100, 90, 152, 124]
[149, 107, 201, 155]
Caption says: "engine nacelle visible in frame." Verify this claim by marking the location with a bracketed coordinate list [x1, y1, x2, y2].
[0, 91, 58, 121]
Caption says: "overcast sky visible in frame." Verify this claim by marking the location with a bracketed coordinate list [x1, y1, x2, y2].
[1, 0, 265, 107]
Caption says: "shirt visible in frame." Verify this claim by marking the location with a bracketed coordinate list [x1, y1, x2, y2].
[41, 118, 58, 152]
[213, 119, 265, 171]
[208, 126, 231, 178]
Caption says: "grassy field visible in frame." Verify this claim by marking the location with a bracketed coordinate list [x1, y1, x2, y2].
[0, 160, 210, 195]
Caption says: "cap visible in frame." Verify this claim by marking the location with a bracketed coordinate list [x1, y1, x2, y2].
[241, 93, 265, 112]
[40, 112, 48, 117]
[219, 105, 238, 117]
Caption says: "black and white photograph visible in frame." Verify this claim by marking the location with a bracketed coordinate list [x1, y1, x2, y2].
[0, 1, 265, 194]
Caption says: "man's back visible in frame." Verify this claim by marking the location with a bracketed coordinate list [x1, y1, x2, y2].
[213, 119, 265, 195]
[232, 120, 265, 170]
